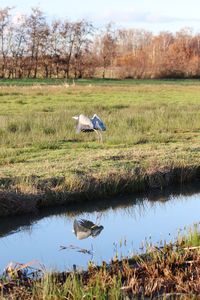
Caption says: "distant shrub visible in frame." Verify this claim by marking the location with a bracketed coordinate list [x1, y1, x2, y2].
[37, 141, 60, 150]
[42, 107, 54, 112]
[126, 117, 135, 126]
[43, 127, 56, 135]
[7, 123, 18, 133]
[0, 92, 9, 97]
[0, 128, 4, 136]
[23, 122, 31, 132]
[16, 99, 26, 104]
[112, 104, 129, 109]
[12, 93, 23, 96]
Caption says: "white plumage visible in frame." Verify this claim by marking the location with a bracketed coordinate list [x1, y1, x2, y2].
[73, 219, 104, 240]
[72, 114, 106, 142]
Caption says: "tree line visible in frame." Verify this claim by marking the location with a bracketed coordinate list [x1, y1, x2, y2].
[1, 7, 200, 79]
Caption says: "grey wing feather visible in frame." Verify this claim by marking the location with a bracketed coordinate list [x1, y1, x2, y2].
[91, 225, 104, 237]
[73, 219, 103, 240]
[77, 114, 94, 131]
[80, 115, 93, 127]
[91, 114, 106, 131]
[73, 219, 95, 233]
[78, 219, 95, 229]
[73, 219, 92, 239]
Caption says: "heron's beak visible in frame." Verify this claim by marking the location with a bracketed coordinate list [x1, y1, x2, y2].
[72, 116, 78, 120]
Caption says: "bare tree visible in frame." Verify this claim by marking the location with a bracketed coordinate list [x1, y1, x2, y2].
[0, 7, 12, 78]
[0, 6, 200, 80]
[26, 7, 49, 78]
[98, 23, 118, 78]
[49, 20, 62, 78]
[8, 13, 27, 78]
[59, 20, 76, 78]
[72, 20, 94, 78]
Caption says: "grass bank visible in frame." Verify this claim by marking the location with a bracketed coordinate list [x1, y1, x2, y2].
[0, 79, 200, 216]
[1, 224, 200, 299]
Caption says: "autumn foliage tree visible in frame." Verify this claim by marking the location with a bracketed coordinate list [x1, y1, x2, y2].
[0, 7, 200, 79]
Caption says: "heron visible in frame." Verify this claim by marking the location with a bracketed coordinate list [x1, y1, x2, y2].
[72, 114, 106, 142]
[73, 218, 104, 240]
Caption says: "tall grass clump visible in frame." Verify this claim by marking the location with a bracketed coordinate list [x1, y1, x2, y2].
[180, 223, 200, 247]
[31, 272, 122, 300]
[7, 122, 18, 133]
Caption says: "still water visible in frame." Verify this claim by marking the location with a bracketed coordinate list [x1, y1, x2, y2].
[0, 184, 200, 273]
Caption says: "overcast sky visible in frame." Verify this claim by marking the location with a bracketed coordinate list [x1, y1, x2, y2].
[1, 0, 200, 33]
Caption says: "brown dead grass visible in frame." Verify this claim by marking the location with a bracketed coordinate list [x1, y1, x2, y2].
[1, 244, 200, 299]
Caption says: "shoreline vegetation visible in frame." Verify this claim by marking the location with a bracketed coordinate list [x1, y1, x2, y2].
[1, 224, 200, 299]
[0, 165, 200, 218]
[0, 79, 200, 217]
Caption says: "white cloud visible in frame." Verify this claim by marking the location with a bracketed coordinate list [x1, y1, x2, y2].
[85, 9, 200, 25]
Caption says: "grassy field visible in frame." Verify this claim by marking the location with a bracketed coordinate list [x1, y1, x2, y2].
[0, 79, 200, 216]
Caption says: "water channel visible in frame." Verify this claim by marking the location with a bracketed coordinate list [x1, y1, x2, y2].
[0, 184, 200, 273]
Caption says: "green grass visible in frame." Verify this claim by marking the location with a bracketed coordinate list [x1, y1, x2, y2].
[1, 77, 200, 86]
[0, 79, 200, 214]
[180, 223, 200, 247]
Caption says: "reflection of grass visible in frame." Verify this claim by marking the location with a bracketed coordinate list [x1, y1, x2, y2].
[0, 81, 200, 215]
[1, 224, 200, 299]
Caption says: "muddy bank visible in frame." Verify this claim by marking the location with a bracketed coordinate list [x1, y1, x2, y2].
[0, 165, 200, 218]
[0, 191, 38, 217]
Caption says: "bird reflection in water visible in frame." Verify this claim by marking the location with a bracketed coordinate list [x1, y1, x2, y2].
[73, 219, 104, 240]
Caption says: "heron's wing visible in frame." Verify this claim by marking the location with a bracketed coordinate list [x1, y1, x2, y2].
[91, 225, 104, 237]
[73, 219, 93, 240]
[75, 115, 93, 132]
[79, 115, 93, 128]
[78, 219, 95, 229]
[73, 219, 94, 231]
[91, 114, 106, 131]
[76, 231, 91, 240]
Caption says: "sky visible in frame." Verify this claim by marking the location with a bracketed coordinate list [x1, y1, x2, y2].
[1, 0, 200, 33]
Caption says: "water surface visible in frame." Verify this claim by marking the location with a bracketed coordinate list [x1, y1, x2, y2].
[0, 184, 200, 272]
